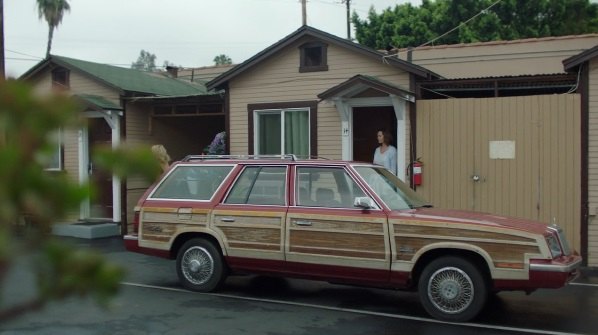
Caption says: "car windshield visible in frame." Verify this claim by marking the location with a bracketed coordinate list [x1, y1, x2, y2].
[353, 166, 431, 210]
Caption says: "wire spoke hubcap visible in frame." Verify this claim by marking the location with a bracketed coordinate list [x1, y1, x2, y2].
[181, 246, 214, 285]
[428, 267, 474, 314]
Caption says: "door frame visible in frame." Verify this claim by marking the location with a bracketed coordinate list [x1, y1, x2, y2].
[79, 110, 122, 222]
[333, 95, 411, 181]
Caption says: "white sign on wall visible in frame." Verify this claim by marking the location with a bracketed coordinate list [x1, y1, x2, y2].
[489, 140, 515, 159]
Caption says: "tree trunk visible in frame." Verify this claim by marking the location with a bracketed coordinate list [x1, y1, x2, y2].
[46, 25, 54, 58]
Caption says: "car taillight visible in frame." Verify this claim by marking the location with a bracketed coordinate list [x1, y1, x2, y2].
[133, 210, 140, 234]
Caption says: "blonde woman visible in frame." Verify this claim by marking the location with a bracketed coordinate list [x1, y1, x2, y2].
[151, 144, 171, 173]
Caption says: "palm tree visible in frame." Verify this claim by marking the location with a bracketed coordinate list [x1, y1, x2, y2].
[36, 0, 70, 58]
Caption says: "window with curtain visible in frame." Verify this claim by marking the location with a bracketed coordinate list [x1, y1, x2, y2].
[255, 108, 309, 158]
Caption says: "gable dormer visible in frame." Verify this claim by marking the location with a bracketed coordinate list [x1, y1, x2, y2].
[299, 41, 328, 73]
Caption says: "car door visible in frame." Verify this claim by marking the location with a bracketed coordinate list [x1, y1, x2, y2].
[286, 165, 391, 285]
[211, 165, 289, 273]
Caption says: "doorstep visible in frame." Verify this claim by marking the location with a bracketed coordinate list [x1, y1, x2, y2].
[52, 221, 121, 239]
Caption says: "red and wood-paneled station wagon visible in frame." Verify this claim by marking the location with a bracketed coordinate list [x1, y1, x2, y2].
[124, 155, 581, 321]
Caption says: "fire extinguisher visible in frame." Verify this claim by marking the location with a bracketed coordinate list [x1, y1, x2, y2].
[412, 159, 423, 186]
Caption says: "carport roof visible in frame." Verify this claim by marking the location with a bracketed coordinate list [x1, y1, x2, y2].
[318, 75, 414, 100]
[74, 94, 123, 111]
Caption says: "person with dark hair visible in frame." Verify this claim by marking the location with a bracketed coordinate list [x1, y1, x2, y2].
[373, 129, 397, 175]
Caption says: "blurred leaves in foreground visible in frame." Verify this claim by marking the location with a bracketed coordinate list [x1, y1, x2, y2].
[0, 80, 160, 322]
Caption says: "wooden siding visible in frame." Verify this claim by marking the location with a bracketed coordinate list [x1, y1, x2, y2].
[416, 95, 581, 252]
[588, 58, 598, 267]
[228, 36, 411, 160]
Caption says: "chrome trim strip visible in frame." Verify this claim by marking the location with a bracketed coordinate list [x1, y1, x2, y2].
[530, 258, 582, 273]
[123, 234, 139, 241]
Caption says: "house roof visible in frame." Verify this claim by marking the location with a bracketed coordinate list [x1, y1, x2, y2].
[563, 44, 598, 72]
[21, 55, 210, 97]
[74, 94, 123, 111]
[207, 26, 441, 91]
[318, 74, 414, 100]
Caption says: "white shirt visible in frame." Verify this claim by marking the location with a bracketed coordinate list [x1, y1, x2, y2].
[373, 145, 397, 175]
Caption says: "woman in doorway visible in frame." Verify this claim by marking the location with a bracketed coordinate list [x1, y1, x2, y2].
[373, 129, 397, 175]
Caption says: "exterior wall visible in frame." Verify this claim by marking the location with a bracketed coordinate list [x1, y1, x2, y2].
[397, 34, 598, 78]
[417, 95, 581, 252]
[228, 36, 411, 160]
[588, 58, 598, 267]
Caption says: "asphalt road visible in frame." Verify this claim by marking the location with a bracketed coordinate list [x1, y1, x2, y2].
[1, 237, 597, 335]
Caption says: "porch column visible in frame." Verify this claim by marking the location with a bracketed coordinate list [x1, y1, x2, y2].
[105, 111, 122, 223]
[333, 98, 352, 160]
[390, 95, 407, 182]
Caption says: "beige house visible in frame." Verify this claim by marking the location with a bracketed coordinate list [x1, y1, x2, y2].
[207, 26, 439, 183]
[21, 56, 226, 229]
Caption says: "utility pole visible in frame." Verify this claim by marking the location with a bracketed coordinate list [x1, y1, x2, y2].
[342, 0, 351, 40]
[0, 0, 5, 80]
[301, 0, 307, 26]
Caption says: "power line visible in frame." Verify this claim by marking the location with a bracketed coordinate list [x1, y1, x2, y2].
[418, 0, 502, 48]
[6, 49, 43, 60]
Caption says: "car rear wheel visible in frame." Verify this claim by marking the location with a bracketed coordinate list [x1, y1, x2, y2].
[176, 238, 226, 292]
[418, 256, 488, 322]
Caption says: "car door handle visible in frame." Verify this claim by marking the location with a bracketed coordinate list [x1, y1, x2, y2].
[220, 217, 235, 223]
[295, 220, 312, 226]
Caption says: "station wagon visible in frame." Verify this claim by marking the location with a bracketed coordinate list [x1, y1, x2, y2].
[124, 155, 581, 321]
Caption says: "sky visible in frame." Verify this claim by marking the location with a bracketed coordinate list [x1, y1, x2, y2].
[5, 0, 421, 78]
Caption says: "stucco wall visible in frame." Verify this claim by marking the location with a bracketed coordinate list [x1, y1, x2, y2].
[228, 36, 411, 160]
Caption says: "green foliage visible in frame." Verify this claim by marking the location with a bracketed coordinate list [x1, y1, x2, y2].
[213, 54, 233, 66]
[352, 0, 598, 49]
[131, 50, 157, 71]
[0, 81, 159, 321]
[93, 145, 161, 182]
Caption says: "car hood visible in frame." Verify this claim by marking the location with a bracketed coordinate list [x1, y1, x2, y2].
[392, 208, 549, 235]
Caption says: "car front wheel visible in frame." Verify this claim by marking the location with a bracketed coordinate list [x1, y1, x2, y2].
[418, 256, 488, 322]
[176, 238, 226, 292]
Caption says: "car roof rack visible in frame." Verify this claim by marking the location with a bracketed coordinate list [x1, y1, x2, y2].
[182, 154, 299, 162]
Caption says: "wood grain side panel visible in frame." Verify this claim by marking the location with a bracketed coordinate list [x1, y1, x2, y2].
[290, 218, 383, 233]
[290, 230, 385, 259]
[141, 222, 195, 242]
[219, 226, 281, 245]
[394, 237, 540, 263]
[395, 224, 536, 243]
[214, 215, 281, 226]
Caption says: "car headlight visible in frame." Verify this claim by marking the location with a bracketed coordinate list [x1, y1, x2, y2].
[546, 234, 563, 258]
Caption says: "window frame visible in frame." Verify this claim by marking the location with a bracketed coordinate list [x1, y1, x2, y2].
[247, 101, 318, 157]
[299, 42, 329, 73]
[148, 164, 236, 202]
[253, 108, 310, 157]
[223, 165, 289, 207]
[293, 165, 375, 210]
[44, 128, 64, 171]
[51, 67, 70, 89]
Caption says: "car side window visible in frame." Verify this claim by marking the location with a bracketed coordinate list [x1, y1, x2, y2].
[225, 166, 287, 206]
[150, 165, 233, 201]
[296, 167, 366, 208]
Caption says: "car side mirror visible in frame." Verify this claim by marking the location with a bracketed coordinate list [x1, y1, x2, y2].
[354, 197, 376, 209]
